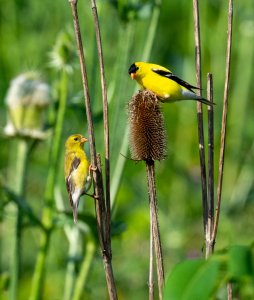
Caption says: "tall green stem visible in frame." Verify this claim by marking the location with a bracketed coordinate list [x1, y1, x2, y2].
[71, 240, 96, 300]
[63, 228, 80, 300]
[111, 1, 161, 208]
[29, 70, 68, 300]
[9, 139, 29, 300]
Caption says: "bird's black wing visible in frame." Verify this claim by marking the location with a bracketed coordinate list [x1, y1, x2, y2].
[65, 156, 81, 208]
[152, 69, 199, 93]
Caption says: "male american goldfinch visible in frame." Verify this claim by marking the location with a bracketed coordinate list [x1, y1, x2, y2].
[64, 134, 91, 223]
[128, 62, 213, 105]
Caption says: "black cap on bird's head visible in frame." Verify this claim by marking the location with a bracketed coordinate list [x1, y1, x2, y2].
[128, 63, 139, 79]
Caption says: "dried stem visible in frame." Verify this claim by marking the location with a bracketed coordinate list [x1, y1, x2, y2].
[206, 73, 214, 258]
[193, 0, 208, 235]
[90, 0, 111, 232]
[95, 155, 118, 300]
[212, 0, 233, 249]
[69, 1, 117, 299]
[149, 207, 154, 300]
[227, 282, 233, 300]
[69, 0, 96, 164]
[146, 161, 164, 300]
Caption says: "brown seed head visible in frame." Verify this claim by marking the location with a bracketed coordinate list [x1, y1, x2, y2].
[128, 90, 167, 162]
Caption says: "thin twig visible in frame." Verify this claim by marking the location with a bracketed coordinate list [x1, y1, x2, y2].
[193, 0, 208, 235]
[149, 207, 154, 300]
[146, 160, 164, 300]
[96, 154, 117, 300]
[90, 0, 111, 231]
[69, 1, 118, 299]
[206, 73, 214, 259]
[212, 0, 233, 248]
[69, 0, 96, 164]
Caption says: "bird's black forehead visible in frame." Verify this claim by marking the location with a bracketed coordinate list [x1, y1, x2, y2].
[128, 63, 139, 74]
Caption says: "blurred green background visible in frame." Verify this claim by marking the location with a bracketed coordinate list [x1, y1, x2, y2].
[0, 0, 254, 299]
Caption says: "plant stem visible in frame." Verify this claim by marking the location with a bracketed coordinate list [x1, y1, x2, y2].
[110, 1, 162, 208]
[110, 23, 134, 210]
[227, 282, 233, 300]
[212, 0, 233, 249]
[146, 160, 164, 300]
[193, 0, 208, 237]
[142, 0, 162, 62]
[9, 139, 29, 300]
[69, 2, 118, 299]
[71, 239, 96, 300]
[90, 0, 111, 259]
[54, 185, 81, 300]
[29, 230, 50, 300]
[63, 228, 80, 300]
[149, 207, 154, 300]
[3, 187, 44, 228]
[29, 70, 68, 300]
[206, 73, 214, 259]
[95, 154, 118, 300]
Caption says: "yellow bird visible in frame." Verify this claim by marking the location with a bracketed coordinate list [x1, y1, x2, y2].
[128, 62, 212, 105]
[64, 134, 91, 223]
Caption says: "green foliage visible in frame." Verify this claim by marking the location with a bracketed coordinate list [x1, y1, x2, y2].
[163, 245, 254, 300]
[163, 259, 220, 300]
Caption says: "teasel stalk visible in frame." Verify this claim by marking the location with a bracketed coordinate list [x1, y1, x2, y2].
[29, 29, 74, 300]
[4, 72, 50, 300]
[128, 90, 166, 300]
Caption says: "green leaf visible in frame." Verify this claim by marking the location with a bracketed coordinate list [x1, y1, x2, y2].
[163, 259, 220, 300]
[228, 245, 253, 280]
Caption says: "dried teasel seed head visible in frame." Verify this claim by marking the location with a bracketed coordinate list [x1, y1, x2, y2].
[128, 90, 167, 161]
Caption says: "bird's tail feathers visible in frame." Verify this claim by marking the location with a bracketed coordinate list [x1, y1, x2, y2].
[196, 97, 215, 106]
[181, 90, 214, 105]
[72, 201, 79, 224]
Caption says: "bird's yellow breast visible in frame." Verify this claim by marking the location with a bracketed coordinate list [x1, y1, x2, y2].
[140, 73, 182, 100]
[65, 149, 90, 188]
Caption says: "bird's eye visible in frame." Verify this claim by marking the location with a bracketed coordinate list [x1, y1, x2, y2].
[74, 137, 79, 141]
[128, 63, 139, 74]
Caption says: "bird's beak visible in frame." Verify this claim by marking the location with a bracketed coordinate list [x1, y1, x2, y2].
[130, 73, 136, 80]
[81, 137, 88, 144]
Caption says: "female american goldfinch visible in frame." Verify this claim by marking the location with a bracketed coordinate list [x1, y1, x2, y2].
[128, 62, 213, 105]
[64, 134, 91, 223]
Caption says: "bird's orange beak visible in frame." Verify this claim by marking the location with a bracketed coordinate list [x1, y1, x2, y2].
[81, 137, 88, 144]
[130, 73, 136, 80]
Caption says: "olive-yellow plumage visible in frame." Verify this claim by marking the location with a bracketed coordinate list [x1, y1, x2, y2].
[64, 134, 91, 223]
[128, 62, 212, 105]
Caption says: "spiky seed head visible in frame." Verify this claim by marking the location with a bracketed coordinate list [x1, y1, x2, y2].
[128, 90, 167, 162]
[49, 28, 76, 73]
